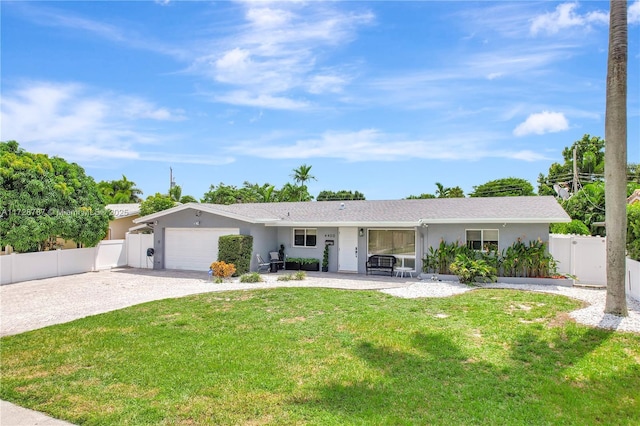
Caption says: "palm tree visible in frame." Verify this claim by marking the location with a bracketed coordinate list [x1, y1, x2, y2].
[97, 175, 143, 204]
[290, 164, 316, 201]
[435, 182, 450, 198]
[604, 0, 628, 316]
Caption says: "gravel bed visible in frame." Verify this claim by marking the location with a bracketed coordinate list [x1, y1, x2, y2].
[382, 280, 640, 333]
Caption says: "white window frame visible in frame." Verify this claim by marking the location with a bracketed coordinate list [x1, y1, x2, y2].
[292, 228, 317, 248]
[465, 229, 499, 252]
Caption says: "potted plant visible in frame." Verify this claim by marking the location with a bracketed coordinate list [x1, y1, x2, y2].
[322, 244, 330, 272]
[285, 257, 302, 270]
[300, 257, 320, 272]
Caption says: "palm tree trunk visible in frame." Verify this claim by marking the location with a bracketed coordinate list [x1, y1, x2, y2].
[604, 0, 628, 316]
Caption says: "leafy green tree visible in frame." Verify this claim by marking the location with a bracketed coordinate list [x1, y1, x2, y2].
[550, 220, 590, 235]
[537, 134, 605, 195]
[201, 182, 258, 204]
[97, 175, 143, 204]
[405, 193, 436, 199]
[179, 195, 198, 203]
[278, 183, 313, 202]
[560, 182, 606, 235]
[317, 190, 365, 201]
[139, 193, 176, 216]
[0, 141, 110, 252]
[434, 182, 464, 198]
[628, 163, 640, 183]
[448, 186, 465, 198]
[470, 177, 535, 197]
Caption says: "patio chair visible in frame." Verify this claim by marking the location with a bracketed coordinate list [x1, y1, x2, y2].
[256, 253, 270, 272]
[269, 251, 284, 271]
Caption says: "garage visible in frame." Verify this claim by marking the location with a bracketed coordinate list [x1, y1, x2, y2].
[165, 228, 239, 271]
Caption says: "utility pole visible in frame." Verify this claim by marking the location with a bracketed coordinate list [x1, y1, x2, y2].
[572, 146, 579, 194]
[169, 167, 176, 193]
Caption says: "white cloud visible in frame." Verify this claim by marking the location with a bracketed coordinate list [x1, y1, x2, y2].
[245, 7, 293, 28]
[530, 2, 608, 35]
[214, 91, 309, 110]
[227, 129, 549, 162]
[0, 81, 190, 163]
[630, 0, 640, 24]
[307, 74, 348, 94]
[513, 111, 569, 136]
[190, 3, 374, 108]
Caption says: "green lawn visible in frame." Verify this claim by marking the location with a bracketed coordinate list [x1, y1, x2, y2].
[1, 288, 639, 425]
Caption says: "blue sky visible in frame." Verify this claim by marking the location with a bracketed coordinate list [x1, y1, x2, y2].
[1, 0, 639, 201]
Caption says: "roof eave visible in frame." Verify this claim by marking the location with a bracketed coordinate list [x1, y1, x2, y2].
[134, 203, 270, 224]
[267, 221, 421, 228]
[419, 218, 572, 224]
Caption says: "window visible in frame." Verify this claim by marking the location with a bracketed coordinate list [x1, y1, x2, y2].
[466, 229, 499, 251]
[293, 228, 317, 247]
[368, 229, 416, 268]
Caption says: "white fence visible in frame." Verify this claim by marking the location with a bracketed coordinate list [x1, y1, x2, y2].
[549, 234, 639, 301]
[628, 258, 640, 301]
[549, 234, 607, 286]
[0, 240, 127, 285]
[126, 233, 154, 269]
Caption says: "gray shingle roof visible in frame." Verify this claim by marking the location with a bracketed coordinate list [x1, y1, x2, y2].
[135, 196, 570, 226]
[106, 203, 140, 218]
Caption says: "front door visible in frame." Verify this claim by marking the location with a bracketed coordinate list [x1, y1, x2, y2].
[338, 227, 359, 272]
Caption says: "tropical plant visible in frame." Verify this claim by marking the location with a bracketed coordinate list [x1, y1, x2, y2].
[449, 253, 496, 284]
[97, 174, 143, 204]
[425, 239, 558, 279]
[422, 240, 471, 274]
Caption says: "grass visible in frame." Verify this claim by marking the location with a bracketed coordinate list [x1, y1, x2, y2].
[1, 288, 639, 425]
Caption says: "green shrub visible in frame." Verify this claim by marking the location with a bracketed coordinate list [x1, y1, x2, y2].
[450, 253, 496, 284]
[218, 235, 253, 276]
[240, 272, 263, 283]
[277, 271, 306, 281]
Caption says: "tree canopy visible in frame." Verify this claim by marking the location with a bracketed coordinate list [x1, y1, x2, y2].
[139, 193, 176, 217]
[538, 134, 605, 196]
[317, 190, 366, 201]
[470, 177, 535, 197]
[0, 141, 110, 252]
[97, 175, 143, 204]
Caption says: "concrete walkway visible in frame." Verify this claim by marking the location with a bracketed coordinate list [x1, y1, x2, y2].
[0, 268, 415, 425]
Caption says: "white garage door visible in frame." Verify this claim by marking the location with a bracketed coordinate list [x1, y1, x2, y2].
[165, 228, 239, 271]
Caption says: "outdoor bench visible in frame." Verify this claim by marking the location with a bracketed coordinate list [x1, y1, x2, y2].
[366, 255, 397, 276]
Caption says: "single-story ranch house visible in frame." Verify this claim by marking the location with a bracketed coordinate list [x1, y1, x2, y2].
[132, 196, 570, 274]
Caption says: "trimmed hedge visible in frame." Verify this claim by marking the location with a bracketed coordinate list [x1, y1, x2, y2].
[218, 234, 253, 276]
